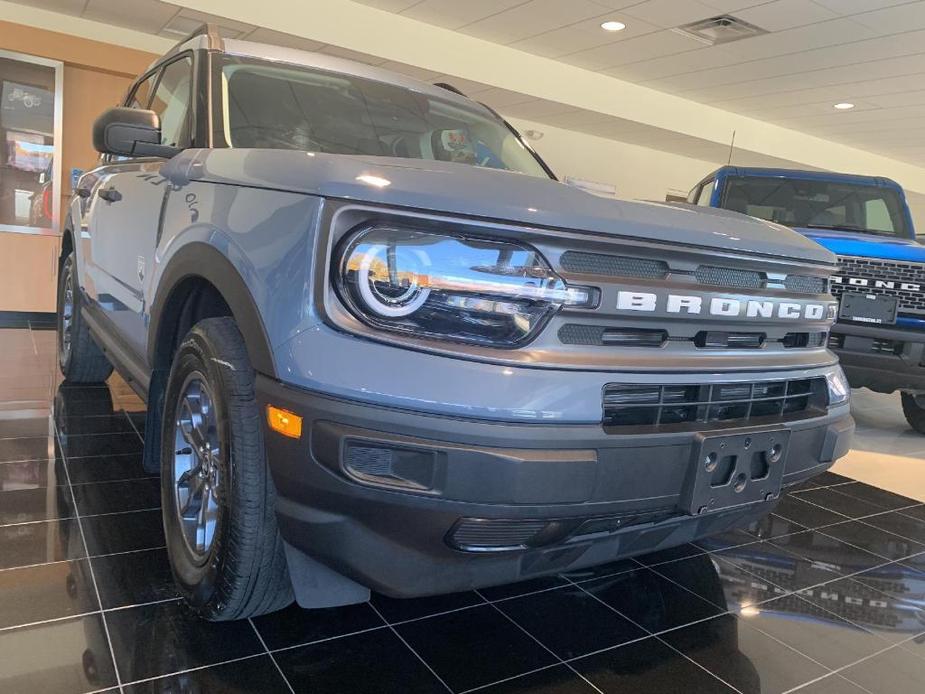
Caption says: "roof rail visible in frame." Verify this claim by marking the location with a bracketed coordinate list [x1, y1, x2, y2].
[434, 82, 467, 97]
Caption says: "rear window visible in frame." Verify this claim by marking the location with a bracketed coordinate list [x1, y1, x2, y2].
[721, 175, 910, 238]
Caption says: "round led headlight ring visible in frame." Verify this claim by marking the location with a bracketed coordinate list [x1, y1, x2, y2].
[355, 243, 432, 318]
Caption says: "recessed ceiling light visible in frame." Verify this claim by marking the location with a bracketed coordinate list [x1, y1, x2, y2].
[834, 102, 855, 110]
[601, 20, 626, 32]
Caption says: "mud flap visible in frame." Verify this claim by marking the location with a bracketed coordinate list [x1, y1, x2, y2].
[283, 542, 370, 608]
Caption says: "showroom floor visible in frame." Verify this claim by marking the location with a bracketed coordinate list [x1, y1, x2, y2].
[2, 326, 925, 694]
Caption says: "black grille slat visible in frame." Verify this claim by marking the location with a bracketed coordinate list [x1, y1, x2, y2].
[834, 256, 925, 315]
[695, 265, 763, 289]
[784, 275, 828, 294]
[603, 377, 825, 429]
[559, 251, 668, 279]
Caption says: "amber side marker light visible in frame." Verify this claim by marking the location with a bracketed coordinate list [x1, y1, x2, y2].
[267, 406, 303, 439]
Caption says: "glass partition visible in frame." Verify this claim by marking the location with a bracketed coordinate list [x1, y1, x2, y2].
[0, 50, 63, 235]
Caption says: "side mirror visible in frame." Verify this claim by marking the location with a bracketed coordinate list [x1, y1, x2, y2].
[92, 107, 180, 158]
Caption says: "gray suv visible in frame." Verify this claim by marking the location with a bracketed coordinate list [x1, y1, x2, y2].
[59, 26, 854, 620]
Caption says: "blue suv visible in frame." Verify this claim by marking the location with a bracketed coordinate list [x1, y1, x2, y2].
[695, 166, 925, 432]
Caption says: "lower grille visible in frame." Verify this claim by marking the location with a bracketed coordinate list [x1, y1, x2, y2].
[603, 377, 827, 429]
[834, 255, 925, 315]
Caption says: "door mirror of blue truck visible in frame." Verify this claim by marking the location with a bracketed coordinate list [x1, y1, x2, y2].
[92, 106, 180, 159]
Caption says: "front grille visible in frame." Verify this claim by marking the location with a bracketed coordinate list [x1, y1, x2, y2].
[695, 265, 763, 289]
[835, 256, 925, 315]
[448, 519, 549, 551]
[872, 338, 903, 355]
[558, 324, 667, 347]
[603, 377, 826, 429]
[559, 251, 668, 279]
[784, 275, 828, 294]
[560, 324, 826, 350]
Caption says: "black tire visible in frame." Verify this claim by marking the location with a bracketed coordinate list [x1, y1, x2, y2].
[57, 252, 113, 383]
[901, 391, 925, 435]
[161, 317, 293, 620]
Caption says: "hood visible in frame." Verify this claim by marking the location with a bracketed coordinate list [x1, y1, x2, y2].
[172, 149, 835, 266]
[796, 227, 925, 263]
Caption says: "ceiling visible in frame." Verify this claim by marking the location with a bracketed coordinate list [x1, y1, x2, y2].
[9, 0, 925, 168]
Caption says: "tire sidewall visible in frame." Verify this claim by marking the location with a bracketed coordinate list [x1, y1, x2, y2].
[161, 330, 235, 609]
[57, 254, 75, 373]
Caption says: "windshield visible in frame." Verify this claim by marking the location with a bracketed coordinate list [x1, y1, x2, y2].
[219, 56, 550, 178]
[722, 175, 910, 238]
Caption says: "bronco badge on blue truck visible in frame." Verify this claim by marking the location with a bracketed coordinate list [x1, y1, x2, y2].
[694, 166, 925, 433]
[60, 26, 853, 620]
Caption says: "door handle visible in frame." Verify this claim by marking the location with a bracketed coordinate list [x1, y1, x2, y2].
[98, 187, 122, 203]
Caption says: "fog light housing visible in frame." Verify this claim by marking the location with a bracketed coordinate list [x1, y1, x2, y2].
[825, 367, 850, 406]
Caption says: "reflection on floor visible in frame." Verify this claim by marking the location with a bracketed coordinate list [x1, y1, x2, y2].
[0, 325, 924, 694]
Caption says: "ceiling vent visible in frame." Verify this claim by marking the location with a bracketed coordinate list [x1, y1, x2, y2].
[673, 15, 767, 46]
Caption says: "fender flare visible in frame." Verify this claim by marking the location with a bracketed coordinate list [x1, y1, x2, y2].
[147, 242, 276, 376]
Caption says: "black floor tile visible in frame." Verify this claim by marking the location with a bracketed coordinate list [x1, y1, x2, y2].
[772, 528, 886, 574]
[773, 494, 847, 529]
[56, 414, 139, 437]
[849, 560, 925, 602]
[0, 416, 51, 439]
[0, 613, 118, 694]
[899, 505, 925, 522]
[661, 613, 829, 694]
[371, 589, 483, 623]
[735, 593, 890, 669]
[394, 604, 558, 692]
[714, 538, 841, 593]
[122, 654, 291, 693]
[634, 542, 704, 566]
[695, 513, 807, 553]
[840, 643, 925, 694]
[91, 547, 178, 609]
[0, 516, 84, 569]
[0, 486, 72, 525]
[60, 431, 143, 459]
[572, 636, 737, 693]
[583, 562, 724, 634]
[0, 458, 63, 491]
[860, 511, 925, 544]
[794, 487, 885, 518]
[0, 436, 54, 463]
[70, 478, 161, 517]
[480, 575, 568, 601]
[252, 601, 384, 651]
[0, 558, 97, 628]
[274, 626, 446, 694]
[818, 521, 925, 562]
[790, 673, 872, 693]
[478, 664, 598, 693]
[65, 452, 152, 485]
[496, 585, 647, 659]
[712, 555, 790, 610]
[561, 557, 637, 583]
[106, 599, 264, 683]
[830, 483, 921, 512]
[80, 509, 165, 556]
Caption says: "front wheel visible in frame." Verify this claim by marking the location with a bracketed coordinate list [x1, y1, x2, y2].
[901, 391, 925, 435]
[161, 317, 293, 620]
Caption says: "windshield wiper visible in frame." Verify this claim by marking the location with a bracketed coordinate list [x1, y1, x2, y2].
[802, 223, 888, 234]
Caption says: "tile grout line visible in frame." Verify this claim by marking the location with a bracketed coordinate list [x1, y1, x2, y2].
[53, 423, 125, 692]
[248, 618, 296, 694]
[122, 408, 145, 443]
[473, 588, 606, 694]
[367, 601, 455, 693]
[560, 576, 746, 694]
[0, 505, 161, 530]
[118, 652, 269, 690]
[0, 544, 169, 574]
[456, 663, 563, 694]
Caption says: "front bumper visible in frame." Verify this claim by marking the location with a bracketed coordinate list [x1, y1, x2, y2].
[830, 322, 925, 393]
[256, 374, 853, 598]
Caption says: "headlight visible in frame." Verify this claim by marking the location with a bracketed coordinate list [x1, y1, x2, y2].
[335, 226, 592, 347]
[825, 366, 850, 405]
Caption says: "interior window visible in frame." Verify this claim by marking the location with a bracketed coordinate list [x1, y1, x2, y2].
[696, 179, 714, 206]
[148, 57, 193, 148]
[127, 73, 156, 109]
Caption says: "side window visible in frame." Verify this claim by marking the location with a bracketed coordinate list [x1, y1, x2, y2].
[148, 57, 193, 148]
[696, 179, 715, 206]
[127, 73, 156, 109]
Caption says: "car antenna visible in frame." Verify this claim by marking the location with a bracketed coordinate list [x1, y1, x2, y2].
[727, 129, 736, 165]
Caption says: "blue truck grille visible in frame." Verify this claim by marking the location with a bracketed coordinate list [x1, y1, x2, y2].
[834, 256, 925, 316]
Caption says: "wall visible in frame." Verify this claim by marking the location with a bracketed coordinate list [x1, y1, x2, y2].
[508, 117, 718, 203]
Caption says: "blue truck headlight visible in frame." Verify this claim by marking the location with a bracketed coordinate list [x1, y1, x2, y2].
[825, 366, 850, 406]
[336, 226, 591, 347]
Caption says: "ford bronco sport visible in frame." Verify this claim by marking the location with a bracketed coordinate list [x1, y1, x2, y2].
[696, 166, 925, 433]
[59, 26, 853, 620]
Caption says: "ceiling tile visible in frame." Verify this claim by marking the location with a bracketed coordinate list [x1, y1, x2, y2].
[867, 89, 925, 108]
[622, 0, 721, 28]
[167, 9, 256, 39]
[566, 29, 704, 70]
[849, 1, 925, 33]
[8, 0, 86, 14]
[511, 12, 661, 58]
[459, 0, 612, 44]
[83, 0, 178, 34]
[350, 0, 421, 11]
[718, 17, 875, 60]
[476, 87, 539, 109]
[243, 28, 326, 52]
[811, 0, 916, 15]
[732, 0, 838, 32]
[613, 45, 740, 81]
[501, 98, 582, 119]
[401, 0, 526, 30]
[699, 0, 767, 10]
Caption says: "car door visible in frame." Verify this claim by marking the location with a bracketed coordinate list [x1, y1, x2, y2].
[86, 55, 194, 360]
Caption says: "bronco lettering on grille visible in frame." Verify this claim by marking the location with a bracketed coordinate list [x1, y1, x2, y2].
[616, 291, 833, 320]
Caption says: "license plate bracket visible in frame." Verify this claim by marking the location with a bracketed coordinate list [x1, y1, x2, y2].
[682, 429, 790, 515]
[839, 292, 898, 325]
